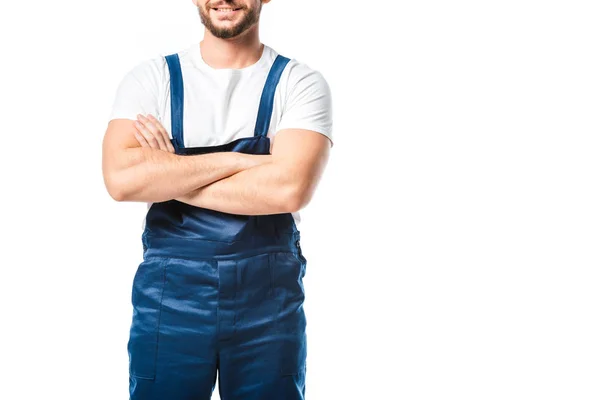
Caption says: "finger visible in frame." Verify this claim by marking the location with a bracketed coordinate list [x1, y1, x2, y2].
[135, 120, 159, 149]
[147, 114, 175, 153]
[137, 114, 166, 150]
[135, 117, 161, 150]
[133, 129, 149, 148]
[147, 114, 174, 153]
[142, 114, 169, 152]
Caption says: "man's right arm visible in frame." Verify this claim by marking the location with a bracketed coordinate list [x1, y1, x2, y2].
[102, 118, 268, 203]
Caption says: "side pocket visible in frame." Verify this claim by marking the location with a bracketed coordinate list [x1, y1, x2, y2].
[280, 332, 307, 376]
[293, 239, 307, 278]
[141, 231, 148, 255]
[127, 257, 168, 380]
[274, 252, 308, 375]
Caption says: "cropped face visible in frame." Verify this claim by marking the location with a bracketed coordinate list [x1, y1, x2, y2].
[196, 0, 266, 39]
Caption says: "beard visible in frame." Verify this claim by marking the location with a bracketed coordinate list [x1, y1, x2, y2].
[198, 1, 262, 39]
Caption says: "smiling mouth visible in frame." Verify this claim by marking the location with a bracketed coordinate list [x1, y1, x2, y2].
[212, 7, 242, 12]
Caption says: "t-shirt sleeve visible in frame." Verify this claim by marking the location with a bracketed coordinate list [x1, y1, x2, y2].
[107, 59, 162, 122]
[276, 64, 334, 147]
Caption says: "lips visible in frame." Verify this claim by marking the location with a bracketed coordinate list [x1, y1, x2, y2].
[210, 8, 242, 20]
[212, 7, 242, 12]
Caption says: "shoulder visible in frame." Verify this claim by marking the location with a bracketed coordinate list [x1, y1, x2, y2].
[117, 43, 205, 93]
[284, 58, 327, 82]
[269, 48, 334, 144]
[122, 53, 168, 89]
[109, 52, 171, 120]
[171, 42, 199, 72]
[132, 42, 201, 82]
[263, 45, 330, 92]
[279, 55, 331, 100]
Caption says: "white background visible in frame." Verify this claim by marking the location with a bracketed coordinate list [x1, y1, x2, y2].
[1, 0, 599, 399]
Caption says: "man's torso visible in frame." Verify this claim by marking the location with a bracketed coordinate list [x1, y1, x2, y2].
[109, 42, 334, 228]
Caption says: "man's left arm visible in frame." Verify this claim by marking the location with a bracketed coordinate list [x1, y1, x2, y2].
[175, 128, 331, 215]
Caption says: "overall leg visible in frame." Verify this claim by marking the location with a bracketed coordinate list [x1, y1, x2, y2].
[218, 252, 307, 400]
[128, 256, 219, 400]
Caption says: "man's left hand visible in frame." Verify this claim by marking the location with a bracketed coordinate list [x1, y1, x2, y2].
[133, 114, 175, 153]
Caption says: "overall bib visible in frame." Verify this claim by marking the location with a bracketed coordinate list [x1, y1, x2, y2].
[127, 53, 307, 400]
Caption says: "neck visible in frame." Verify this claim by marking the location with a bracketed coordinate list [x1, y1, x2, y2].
[200, 26, 263, 69]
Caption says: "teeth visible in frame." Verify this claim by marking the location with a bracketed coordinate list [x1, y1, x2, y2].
[216, 8, 237, 12]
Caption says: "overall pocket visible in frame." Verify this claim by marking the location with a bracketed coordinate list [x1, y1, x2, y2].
[127, 257, 169, 380]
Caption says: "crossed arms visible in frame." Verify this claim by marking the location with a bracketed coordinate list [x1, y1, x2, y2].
[101, 116, 331, 215]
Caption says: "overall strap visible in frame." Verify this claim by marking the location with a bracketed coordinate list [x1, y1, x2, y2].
[254, 55, 291, 137]
[164, 53, 184, 148]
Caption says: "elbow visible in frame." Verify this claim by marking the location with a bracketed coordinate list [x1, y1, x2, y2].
[106, 180, 126, 202]
[280, 184, 312, 213]
[102, 146, 146, 202]
[108, 187, 127, 202]
[104, 172, 131, 202]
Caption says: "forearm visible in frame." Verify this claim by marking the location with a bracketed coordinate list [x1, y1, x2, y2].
[176, 160, 307, 215]
[110, 147, 266, 202]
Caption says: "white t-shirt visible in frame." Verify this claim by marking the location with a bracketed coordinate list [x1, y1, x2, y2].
[108, 42, 333, 229]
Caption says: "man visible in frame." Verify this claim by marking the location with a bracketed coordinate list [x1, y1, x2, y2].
[101, 0, 333, 399]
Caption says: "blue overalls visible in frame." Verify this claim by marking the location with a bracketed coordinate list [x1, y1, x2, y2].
[127, 52, 307, 400]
